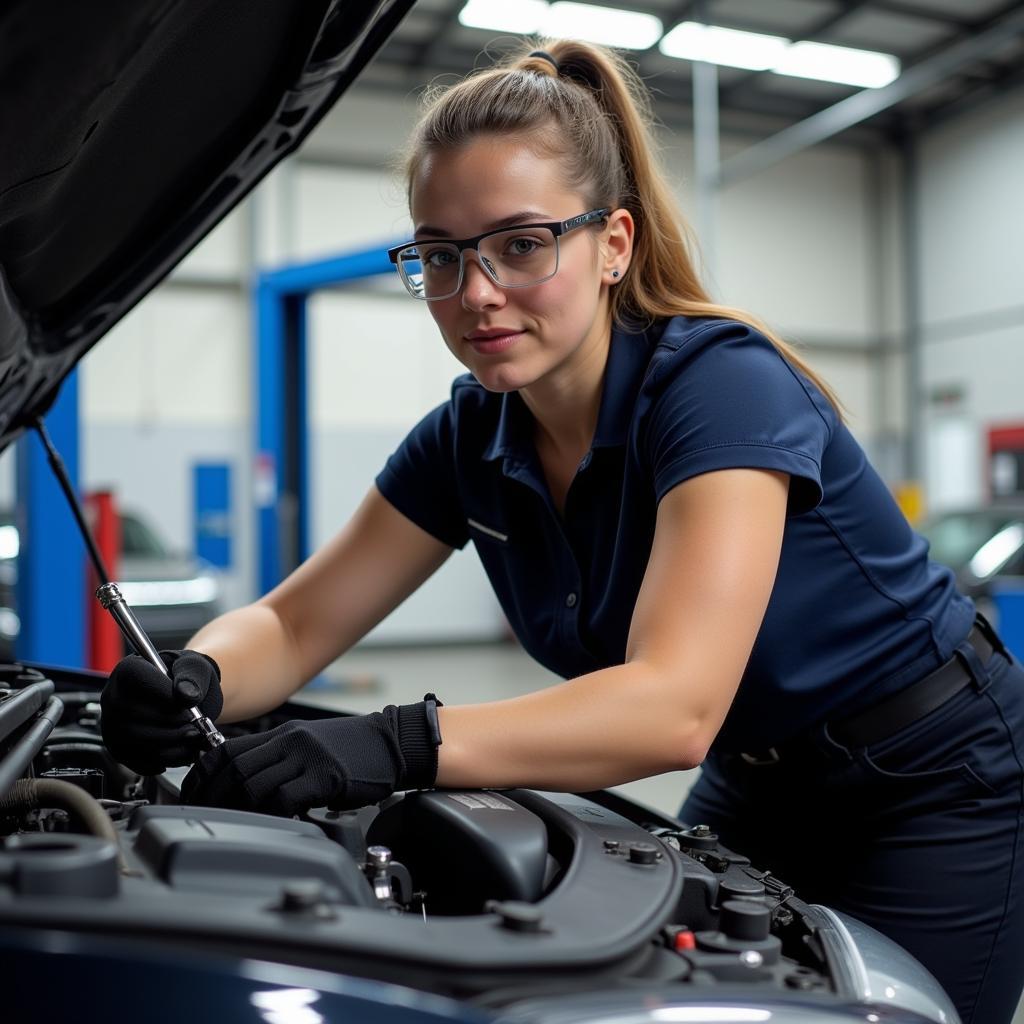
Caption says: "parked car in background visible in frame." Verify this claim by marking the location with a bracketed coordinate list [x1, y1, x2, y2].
[0, 507, 222, 658]
[918, 503, 1024, 617]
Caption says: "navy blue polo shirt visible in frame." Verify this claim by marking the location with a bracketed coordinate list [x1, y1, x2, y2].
[375, 316, 974, 750]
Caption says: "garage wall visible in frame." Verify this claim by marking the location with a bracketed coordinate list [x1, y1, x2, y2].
[306, 292, 507, 642]
[296, 94, 891, 433]
[916, 86, 1024, 512]
[72, 86, 896, 642]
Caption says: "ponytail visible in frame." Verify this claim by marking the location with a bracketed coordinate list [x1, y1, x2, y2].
[404, 40, 843, 415]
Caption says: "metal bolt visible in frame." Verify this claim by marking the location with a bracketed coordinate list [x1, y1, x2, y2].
[739, 950, 764, 968]
[692, 824, 711, 837]
[628, 842, 659, 865]
[366, 845, 392, 868]
[486, 900, 544, 933]
[279, 879, 333, 916]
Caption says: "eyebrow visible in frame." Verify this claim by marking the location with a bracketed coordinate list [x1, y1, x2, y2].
[414, 211, 553, 239]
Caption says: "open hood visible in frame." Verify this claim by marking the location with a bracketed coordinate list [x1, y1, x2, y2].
[0, 0, 413, 451]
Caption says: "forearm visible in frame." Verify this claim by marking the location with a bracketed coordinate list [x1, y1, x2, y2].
[186, 603, 306, 723]
[435, 661, 711, 792]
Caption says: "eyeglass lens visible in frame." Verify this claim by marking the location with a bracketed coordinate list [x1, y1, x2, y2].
[399, 226, 558, 299]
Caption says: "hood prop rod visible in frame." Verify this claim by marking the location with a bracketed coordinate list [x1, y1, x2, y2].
[31, 417, 111, 586]
[30, 418, 225, 750]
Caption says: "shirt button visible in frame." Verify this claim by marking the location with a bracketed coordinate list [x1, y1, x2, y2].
[565, 592, 578, 608]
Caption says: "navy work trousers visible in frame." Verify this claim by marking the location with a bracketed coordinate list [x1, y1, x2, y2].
[681, 638, 1024, 1024]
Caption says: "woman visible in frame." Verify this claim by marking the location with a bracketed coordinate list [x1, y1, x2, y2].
[101, 40, 1023, 1022]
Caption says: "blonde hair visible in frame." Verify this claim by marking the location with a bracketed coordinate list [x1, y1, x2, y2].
[403, 39, 842, 413]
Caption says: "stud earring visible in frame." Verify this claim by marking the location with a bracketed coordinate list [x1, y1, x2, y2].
[611, 269, 620, 279]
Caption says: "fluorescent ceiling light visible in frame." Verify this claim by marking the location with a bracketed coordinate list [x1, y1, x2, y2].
[543, 3, 662, 50]
[659, 21, 900, 89]
[458, 0, 547, 34]
[773, 40, 900, 88]
[659, 22, 789, 71]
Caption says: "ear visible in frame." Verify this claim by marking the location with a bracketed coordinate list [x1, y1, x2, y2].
[599, 208, 634, 282]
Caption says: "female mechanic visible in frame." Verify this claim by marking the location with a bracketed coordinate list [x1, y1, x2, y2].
[100, 40, 1023, 1023]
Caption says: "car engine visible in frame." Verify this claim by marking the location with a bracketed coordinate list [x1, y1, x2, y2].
[0, 661, 958, 1023]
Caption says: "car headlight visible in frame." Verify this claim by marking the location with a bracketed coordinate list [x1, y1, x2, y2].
[115, 575, 219, 607]
[0, 525, 19, 560]
[494, 1000, 889, 1023]
[0, 606, 19, 639]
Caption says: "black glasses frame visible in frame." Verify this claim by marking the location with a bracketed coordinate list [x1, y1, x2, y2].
[387, 208, 611, 300]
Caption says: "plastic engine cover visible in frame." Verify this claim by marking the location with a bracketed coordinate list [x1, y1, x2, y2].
[367, 791, 549, 914]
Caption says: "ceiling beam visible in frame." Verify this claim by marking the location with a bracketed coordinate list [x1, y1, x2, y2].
[916, 44, 1024, 131]
[717, 2, 1024, 186]
[865, 0, 974, 31]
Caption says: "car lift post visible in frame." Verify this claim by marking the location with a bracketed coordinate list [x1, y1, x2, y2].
[253, 243, 397, 596]
[14, 369, 86, 666]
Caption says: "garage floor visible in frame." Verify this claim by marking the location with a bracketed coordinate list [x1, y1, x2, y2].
[298, 640, 1024, 1023]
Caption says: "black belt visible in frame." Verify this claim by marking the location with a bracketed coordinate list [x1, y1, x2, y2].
[739, 618, 1002, 765]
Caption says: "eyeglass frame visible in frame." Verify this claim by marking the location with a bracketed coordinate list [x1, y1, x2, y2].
[386, 208, 612, 300]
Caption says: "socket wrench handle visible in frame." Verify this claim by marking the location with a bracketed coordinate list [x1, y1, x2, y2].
[96, 582, 226, 748]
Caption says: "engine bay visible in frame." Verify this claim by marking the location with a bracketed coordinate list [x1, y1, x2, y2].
[0, 662, 843, 1009]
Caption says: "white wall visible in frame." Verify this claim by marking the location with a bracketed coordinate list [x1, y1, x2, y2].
[916, 87, 1024, 512]
[306, 292, 506, 642]
[79, 284, 253, 610]
[75, 85, 902, 643]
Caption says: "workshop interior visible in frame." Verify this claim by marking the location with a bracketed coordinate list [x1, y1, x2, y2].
[1, 1, 1023, 1022]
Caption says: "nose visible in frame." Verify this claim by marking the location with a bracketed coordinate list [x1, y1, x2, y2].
[460, 251, 505, 311]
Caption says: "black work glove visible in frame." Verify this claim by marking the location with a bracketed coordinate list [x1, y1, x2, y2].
[101, 650, 224, 775]
[180, 695, 443, 816]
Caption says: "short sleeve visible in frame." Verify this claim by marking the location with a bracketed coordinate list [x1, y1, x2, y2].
[375, 401, 470, 549]
[645, 321, 834, 516]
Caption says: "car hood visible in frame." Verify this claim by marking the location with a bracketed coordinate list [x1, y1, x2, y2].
[0, 0, 412, 452]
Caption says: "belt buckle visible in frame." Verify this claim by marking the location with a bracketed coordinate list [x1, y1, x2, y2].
[739, 747, 780, 766]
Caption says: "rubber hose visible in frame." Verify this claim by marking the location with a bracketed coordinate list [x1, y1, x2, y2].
[0, 778, 126, 870]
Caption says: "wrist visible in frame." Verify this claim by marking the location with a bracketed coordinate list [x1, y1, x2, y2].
[394, 693, 444, 790]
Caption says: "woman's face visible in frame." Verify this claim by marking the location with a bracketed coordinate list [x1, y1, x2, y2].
[409, 136, 628, 395]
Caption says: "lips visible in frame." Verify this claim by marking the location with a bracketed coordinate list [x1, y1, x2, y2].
[465, 327, 523, 354]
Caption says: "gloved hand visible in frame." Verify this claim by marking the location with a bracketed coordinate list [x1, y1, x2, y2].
[181, 695, 443, 816]
[101, 650, 224, 775]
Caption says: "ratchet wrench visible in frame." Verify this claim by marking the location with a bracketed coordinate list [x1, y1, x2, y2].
[96, 582, 226, 749]
[27, 416, 226, 753]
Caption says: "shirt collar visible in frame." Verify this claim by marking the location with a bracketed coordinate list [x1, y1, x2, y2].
[482, 389, 533, 463]
[590, 320, 656, 448]
[481, 320, 657, 463]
